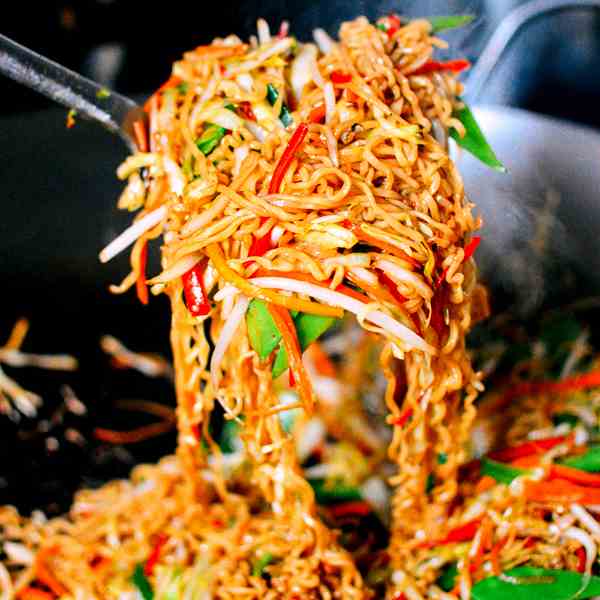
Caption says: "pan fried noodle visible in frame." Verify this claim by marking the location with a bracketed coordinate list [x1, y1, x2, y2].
[0, 14, 508, 600]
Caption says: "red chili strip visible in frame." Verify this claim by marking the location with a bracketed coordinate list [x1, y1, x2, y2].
[329, 501, 372, 518]
[237, 101, 257, 121]
[409, 59, 471, 77]
[330, 70, 352, 84]
[418, 518, 482, 549]
[576, 546, 586, 573]
[391, 407, 413, 427]
[136, 241, 149, 306]
[144, 533, 169, 577]
[182, 259, 210, 316]
[309, 104, 326, 124]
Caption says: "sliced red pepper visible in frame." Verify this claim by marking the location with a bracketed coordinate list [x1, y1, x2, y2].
[182, 259, 210, 316]
[378, 271, 408, 305]
[144, 533, 169, 577]
[133, 119, 149, 152]
[430, 284, 448, 337]
[247, 122, 309, 257]
[330, 70, 352, 84]
[309, 104, 326, 124]
[409, 59, 471, 77]
[385, 14, 402, 37]
[392, 407, 413, 427]
[418, 518, 482, 549]
[269, 122, 309, 194]
[329, 501, 372, 518]
[489, 435, 571, 463]
[575, 546, 586, 573]
[237, 101, 257, 122]
[136, 241, 149, 306]
[463, 235, 481, 261]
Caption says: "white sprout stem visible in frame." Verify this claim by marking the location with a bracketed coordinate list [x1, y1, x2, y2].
[244, 121, 268, 143]
[257, 18, 271, 45]
[564, 526, 597, 573]
[210, 295, 250, 390]
[250, 276, 434, 354]
[0, 349, 77, 371]
[147, 253, 202, 284]
[572, 504, 600, 539]
[313, 28, 334, 54]
[324, 82, 336, 124]
[99, 205, 167, 263]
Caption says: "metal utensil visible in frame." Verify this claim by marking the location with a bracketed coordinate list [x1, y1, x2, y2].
[458, 0, 600, 312]
[0, 33, 143, 152]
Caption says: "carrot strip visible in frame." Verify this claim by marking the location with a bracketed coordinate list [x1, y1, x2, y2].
[35, 548, 67, 597]
[475, 475, 497, 494]
[350, 224, 420, 269]
[206, 244, 342, 318]
[309, 104, 326, 124]
[305, 343, 336, 378]
[418, 519, 482, 549]
[16, 588, 54, 600]
[391, 407, 413, 427]
[550, 464, 600, 487]
[4, 318, 29, 350]
[133, 120, 149, 153]
[136, 241, 149, 305]
[193, 44, 247, 58]
[525, 478, 600, 504]
[489, 536, 508, 575]
[489, 435, 572, 462]
[94, 420, 174, 444]
[409, 59, 471, 76]
[267, 304, 314, 414]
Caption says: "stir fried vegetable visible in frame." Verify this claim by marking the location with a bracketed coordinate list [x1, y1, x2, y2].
[427, 14, 475, 33]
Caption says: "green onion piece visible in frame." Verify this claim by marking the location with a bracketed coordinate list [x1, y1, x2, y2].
[309, 478, 362, 504]
[219, 420, 241, 454]
[561, 445, 600, 472]
[246, 299, 282, 360]
[552, 413, 579, 427]
[195, 123, 227, 155]
[426, 473, 436, 493]
[176, 82, 189, 94]
[252, 552, 274, 577]
[437, 452, 448, 465]
[450, 100, 506, 172]
[266, 83, 293, 127]
[272, 314, 338, 378]
[376, 23, 388, 32]
[472, 566, 600, 600]
[224, 103, 236, 112]
[427, 15, 475, 33]
[437, 563, 458, 592]
[481, 458, 527, 484]
[96, 87, 111, 99]
[132, 564, 154, 600]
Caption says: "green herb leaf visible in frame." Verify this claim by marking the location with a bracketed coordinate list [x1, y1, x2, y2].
[450, 101, 506, 172]
[96, 87, 111, 99]
[437, 563, 458, 592]
[246, 299, 282, 360]
[376, 23, 388, 32]
[252, 552, 274, 577]
[219, 419, 242, 454]
[132, 564, 154, 600]
[176, 82, 189, 94]
[224, 103, 236, 112]
[428, 15, 475, 33]
[309, 479, 362, 504]
[266, 83, 293, 127]
[272, 314, 337, 378]
[196, 123, 227, 155]
[561, 445, 600, 472]
[481, 458, 527, 484]
[472, 567, 600, 600]
[437, 452, 448, 465]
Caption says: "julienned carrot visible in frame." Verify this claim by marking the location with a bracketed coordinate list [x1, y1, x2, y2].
[308, 104, 326, 124]
[206, 244, 342, 318]
[329, 501, 372, 518]
[16, 588, 53, 600]
[501, 370, 600, 406]
[550, 464, 600, 487]
[35, 547, 67, 597]
[267, 304, 314, 413]
[133, 120, 149, 153]
[391, 407, 413, 427]
[525, 478, 600, 504]
[489, 435, 572, 462]
[136, 241, 149, 305]
[94, 420, 174, 444]
[330, 70, 352, 84]
[305, 342, 336, 378]
[143, 75, 181, 112]
[193, 44, 247, 57]
[254, 268, 371, 304]
[144, 533, 169, 576]
[475, 475, 497, 494]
